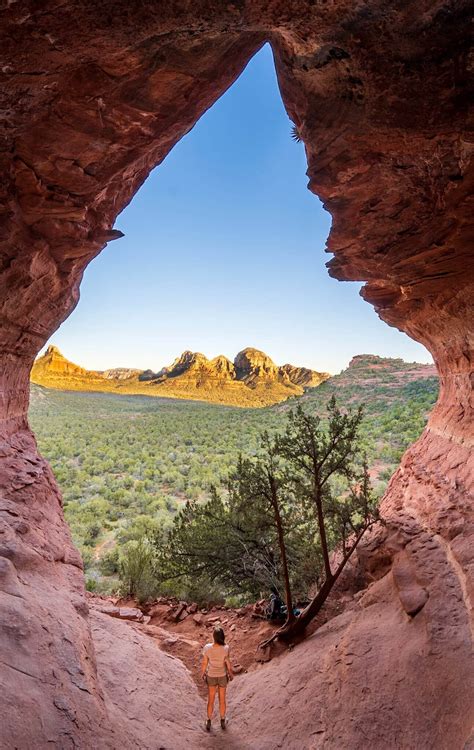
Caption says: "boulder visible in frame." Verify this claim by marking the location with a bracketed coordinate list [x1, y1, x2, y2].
[170, 602, 187, 622]
[118, 607, 144, 622]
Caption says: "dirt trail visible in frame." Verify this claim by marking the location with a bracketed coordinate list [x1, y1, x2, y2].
[87, 592, 350, 697]
[86, 590, 359, 748]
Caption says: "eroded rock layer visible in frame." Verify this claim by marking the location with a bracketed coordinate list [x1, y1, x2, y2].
[30, 345, 329, 406]
[0, 1, 472, 748]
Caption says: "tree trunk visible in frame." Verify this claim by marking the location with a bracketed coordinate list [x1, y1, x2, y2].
[278, 574, 334, 641]
[280, 527, 366, 640]
[314, 486, 332, 579]
[260, 526, 368, 648]
[270, 480, 295, 622]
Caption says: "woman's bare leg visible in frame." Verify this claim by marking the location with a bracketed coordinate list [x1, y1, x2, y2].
[207, 685, 217, 720]
[218, 686, 226, 719]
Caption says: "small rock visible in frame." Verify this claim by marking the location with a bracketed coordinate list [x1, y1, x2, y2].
[14, 520, 30, 535]
[162, 637, 178, 647]
[118, 607, 144, 622]
[95, 604, 120, 618]
[257, 647, 271, 663]
[193, 614, 203, 625]
[171, 602, 187, 622]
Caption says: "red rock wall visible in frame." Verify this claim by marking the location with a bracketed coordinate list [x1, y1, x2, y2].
[0, 2, 472, 747]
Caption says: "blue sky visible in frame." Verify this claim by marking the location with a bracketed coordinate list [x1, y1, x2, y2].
[45, 44, 431, 375]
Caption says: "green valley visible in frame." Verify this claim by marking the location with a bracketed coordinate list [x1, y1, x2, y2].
[28, 354, 438, 594]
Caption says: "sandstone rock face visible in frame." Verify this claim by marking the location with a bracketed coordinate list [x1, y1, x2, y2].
[234, 347, 281, 382]
[31, 345, 328, 406]
[89, 611, 207, 750]
[101, 368, 142, 380]
[280, 363, 330, 388]
[234, 347, 330, 389]
[166, 350, 212, 378]
[0, 2, 473, 749]
[210, 354, 237, 378]
[33, 345, 90, 378]
[143, 347, 329, 404]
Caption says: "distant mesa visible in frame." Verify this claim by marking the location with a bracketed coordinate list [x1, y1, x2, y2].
[30, 345, 331, 408]
[102, 367, 142, 380]
[140, 347, 329, 390]
[344, 353, 436, 379]
[348, 354, 409, 369]
[38, 345, 90, 377]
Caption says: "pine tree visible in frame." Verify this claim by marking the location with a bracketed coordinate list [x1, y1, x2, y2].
[261, 398, 379, 644]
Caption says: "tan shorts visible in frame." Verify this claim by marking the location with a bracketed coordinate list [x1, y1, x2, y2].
[206, 675, 228, 687]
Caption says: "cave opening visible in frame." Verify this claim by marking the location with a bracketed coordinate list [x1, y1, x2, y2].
[1, 6, 472, 748]
[27, 43, 435, 601]
[34, 43, 432, 371]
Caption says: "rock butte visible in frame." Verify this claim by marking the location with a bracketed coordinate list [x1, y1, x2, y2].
[30, 344, 330, 407]
[0, 3, 473, 749]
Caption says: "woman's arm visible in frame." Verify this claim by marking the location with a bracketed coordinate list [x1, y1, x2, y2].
[224, 653, 234, 680]
[201, 654, 209, 681]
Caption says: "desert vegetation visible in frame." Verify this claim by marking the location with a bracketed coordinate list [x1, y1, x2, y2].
[29, 355, 438, 603]
[158, 399, 378, 641]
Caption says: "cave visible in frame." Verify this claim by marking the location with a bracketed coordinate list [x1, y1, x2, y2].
[1, 3, 473, 748]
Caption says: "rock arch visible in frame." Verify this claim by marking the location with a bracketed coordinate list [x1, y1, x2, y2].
[0, 2, 472, 747]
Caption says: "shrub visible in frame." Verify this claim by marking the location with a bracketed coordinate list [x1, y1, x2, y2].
[81, 546, 94, 570]
[94, 577, 121, 597]
[118, 537, 158, 603]
[99, 546, 120, 576]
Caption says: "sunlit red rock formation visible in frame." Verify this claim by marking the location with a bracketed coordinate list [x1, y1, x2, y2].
[233, 346, 329, 388]
[0, 1, 472, 748]
[101, 367, 142, 380]
[31, 345, 329, 405]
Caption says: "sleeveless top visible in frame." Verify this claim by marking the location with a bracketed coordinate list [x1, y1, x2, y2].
[203, 643, 229, 677]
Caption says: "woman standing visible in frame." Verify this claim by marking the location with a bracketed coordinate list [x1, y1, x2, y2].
[201, 626, 234, 731]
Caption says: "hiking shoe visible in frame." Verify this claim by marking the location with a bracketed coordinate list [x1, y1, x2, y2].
[206, 719, 211, 732]
[220, 718, 226, 731]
